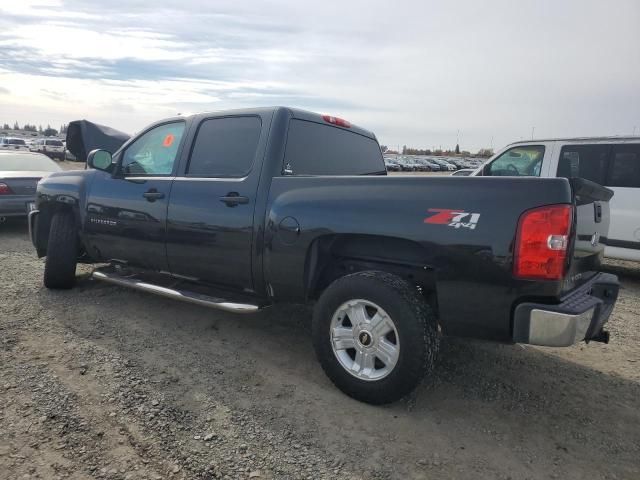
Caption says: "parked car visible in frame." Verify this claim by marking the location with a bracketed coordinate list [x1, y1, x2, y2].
[451, 168, 474, 176]
[414, 158, 441, 171]
[475, 137, 640, 261]
[431, 158, 457, 171]
[0, 151, 62, 220]
[384, 158, 401, 171]
[30, 107, 619, 404]
[0, 137, 29, 151]
[30, 138, 65, 160]
[395, 158, 418, 171]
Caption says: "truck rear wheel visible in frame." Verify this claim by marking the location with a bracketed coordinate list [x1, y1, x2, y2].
[43, 211, 78, 289]
[312, 271, 439, 404]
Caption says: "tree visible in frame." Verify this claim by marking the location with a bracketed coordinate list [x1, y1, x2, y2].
[43, 125, 58, 137]
[380, 144, 388, 153]
[13, 121, 19, 130]
[38, 125, 43, 133]
[477, 148, 494, 157]
[2, 123, 10, 130]
[455, 143, 460, 154]
[402, 145, 407, 154]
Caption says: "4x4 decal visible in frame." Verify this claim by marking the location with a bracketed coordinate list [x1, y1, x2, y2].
[424, 208, 480, 230]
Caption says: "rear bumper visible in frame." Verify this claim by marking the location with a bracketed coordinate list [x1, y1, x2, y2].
[513, 273, 619, 347]
[0, 196, 36, 217]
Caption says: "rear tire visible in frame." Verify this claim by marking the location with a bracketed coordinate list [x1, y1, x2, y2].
[44, 212, 78, 289]
[312, 271, 439, 404]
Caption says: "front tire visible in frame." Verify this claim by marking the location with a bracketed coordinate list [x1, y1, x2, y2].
[43, 212, 78, 289]
[312, 271, 439, 404]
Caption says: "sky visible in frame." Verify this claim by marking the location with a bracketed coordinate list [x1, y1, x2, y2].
[0, 0, 639, 152]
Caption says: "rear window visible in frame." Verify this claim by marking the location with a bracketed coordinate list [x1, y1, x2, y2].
[557, 144, 609, 184]
[8, 139, 26, 145]
[45, 139, 63, 146]
[284, 120, 384, 176]
[607, 144, 640, 188]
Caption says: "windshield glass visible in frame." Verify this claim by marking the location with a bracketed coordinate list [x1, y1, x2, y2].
[0, 153, 62, 172]
[486, 145, 545, 176]
[45, 139, 63, 146]
[7, 139, 26, 145]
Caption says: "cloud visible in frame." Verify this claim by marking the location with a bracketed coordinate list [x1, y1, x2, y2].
[0, 0, 638, 150]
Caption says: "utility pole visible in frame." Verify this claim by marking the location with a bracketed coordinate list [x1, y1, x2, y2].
[634, 126, 637, 136]
[531, 127, 535, 140]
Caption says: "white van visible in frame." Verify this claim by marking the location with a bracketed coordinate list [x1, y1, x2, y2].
[475, 137, 640, 261]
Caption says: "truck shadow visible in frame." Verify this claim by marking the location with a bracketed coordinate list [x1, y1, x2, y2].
[42, 274, 640, 478]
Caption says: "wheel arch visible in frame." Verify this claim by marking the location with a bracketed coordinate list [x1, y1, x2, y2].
[303, 234, 438, 313]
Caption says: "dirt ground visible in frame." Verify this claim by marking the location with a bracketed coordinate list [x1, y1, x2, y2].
[1, 214, 639, 479]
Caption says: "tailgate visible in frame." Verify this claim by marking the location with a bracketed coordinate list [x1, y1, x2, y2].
[565, 178, 614, 292]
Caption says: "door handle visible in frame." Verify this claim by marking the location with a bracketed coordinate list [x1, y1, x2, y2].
[142, 189, 165, 201]
[219, 192, 249, 207]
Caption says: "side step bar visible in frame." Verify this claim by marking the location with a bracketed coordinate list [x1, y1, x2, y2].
[92, 269, 261, 314]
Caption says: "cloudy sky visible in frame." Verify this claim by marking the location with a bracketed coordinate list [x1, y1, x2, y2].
[0, 0, 638, 151]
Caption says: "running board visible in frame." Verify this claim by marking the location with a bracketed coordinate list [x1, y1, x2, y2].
[91, 269, 261, 314]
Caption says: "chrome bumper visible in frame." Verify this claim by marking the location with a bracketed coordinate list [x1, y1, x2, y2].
[513, 273, 619, 347]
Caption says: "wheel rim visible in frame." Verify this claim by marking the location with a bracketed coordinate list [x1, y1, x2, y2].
[330, 299, 400, 381]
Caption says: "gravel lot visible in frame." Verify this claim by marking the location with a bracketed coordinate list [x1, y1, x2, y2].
[1, 172, 639, 479]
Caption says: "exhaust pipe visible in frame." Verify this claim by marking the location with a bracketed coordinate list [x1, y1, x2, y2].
[591, 330, 610, 344]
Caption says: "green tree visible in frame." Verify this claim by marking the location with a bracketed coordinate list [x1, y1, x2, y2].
[455, 144, 460, 154]
[43, 125, 58, 137]
[2, 123, 10, 130]
[13, 121, 19, 130]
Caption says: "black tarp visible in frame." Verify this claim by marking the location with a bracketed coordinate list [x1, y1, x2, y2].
[66, 120, 130, 162]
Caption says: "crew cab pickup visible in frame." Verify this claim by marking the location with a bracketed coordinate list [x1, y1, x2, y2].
[29, 107, 619, 404]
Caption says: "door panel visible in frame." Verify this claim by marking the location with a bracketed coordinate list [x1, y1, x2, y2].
[84, 173, 172, 270]
[166, 115, 264, 290]
[84, 120, 187, 270]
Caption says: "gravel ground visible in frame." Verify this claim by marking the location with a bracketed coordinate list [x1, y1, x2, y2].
[1, 209, 639, 479]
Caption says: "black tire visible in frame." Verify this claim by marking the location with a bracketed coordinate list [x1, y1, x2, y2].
[43, 211, 78, 289]
[312, 271, 439, 404]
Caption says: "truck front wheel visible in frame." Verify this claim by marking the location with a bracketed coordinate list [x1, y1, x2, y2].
[43, 211, 78, 289]
[312, 271, 439, 404]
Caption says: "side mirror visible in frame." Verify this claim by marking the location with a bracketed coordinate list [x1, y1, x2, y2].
[87, 149, 113, 171]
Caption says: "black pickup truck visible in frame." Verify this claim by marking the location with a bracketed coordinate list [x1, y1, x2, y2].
[29, 107, 619, 404]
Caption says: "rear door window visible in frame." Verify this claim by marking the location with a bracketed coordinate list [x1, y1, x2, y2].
[556, 144, 610, 185]
[284, 120, 385, 175]
[486, 145, 545, 176]
[187, 116, 262, 177]
[607, 144, 640, 188]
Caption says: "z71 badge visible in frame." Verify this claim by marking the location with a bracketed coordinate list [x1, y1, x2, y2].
[424, 208, 480, 230]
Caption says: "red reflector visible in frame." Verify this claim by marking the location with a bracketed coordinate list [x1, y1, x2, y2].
[514, 204, 573, 280]
[322, 115, 351, 128]
[0, 182, 12, 195]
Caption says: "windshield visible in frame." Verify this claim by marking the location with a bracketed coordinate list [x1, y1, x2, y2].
[7, 139, 26, 145]
[486, 145, 545, 176]
[0, 153, 62, 172]
[46, 139, 63, 146]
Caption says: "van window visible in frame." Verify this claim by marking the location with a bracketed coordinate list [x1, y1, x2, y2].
[608, 144, 640, 188]
[284, 120, 385, 175]
[187, 116, 262, 177]
[557, 144, 609, 184]
[486, 145, 545, 176]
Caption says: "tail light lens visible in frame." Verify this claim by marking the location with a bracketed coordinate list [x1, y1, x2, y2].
[0, 182, 12, 195]
[322, 115, 351, 128]
[514, 204, 573, 280]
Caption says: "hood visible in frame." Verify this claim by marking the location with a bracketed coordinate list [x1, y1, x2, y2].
[66, 120, 130, 162]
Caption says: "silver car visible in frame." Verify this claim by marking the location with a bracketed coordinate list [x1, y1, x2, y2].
[0, 151, 62, 221]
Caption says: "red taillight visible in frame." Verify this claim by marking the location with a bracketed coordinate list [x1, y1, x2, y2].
[322, 115, 351, 128]
[514, 204, 573, 280]
[0, 182, 12, 195]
